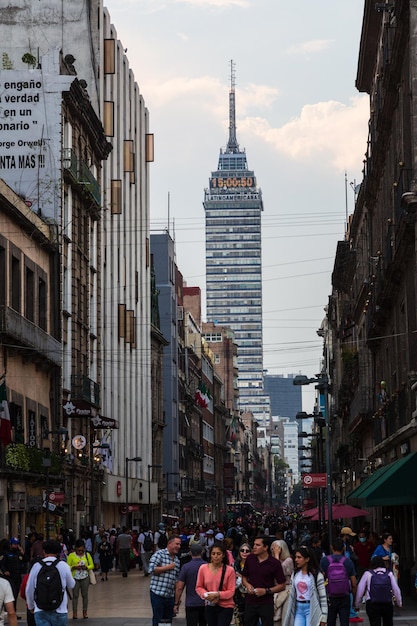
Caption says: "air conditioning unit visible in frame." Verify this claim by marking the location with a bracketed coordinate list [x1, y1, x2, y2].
[177, 306, 184, 320]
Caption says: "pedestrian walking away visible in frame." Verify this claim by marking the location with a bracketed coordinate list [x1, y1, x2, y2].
[175, 542, 207, 626]
[283, 545, 327, 626]
[242, 535, 286, 626]
[25, 539, 75, 626]
[98, 535, 112, 581]
[320, 537, 357, 626]
[66, 539, 94, 619]
[355, 556, 402, 626]
[148, 535, 181, 626]
[138, 527, 154, 577]
[116, 528, 132, 578]
[195, 542, 235, 626]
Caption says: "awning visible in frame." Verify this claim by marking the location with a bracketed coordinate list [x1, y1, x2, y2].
[347, 452, 417, 507]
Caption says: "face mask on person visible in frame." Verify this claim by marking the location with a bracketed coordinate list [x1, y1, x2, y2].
[359, 537, 366, 543]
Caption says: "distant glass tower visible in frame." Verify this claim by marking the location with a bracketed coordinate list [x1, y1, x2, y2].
[204, 62, 270, 421]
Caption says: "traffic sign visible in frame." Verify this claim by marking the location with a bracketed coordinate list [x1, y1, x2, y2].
[302, 473, 327, 488]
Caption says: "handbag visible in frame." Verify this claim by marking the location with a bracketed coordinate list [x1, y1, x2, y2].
[88, 570, 97, 585]
[273, 587, 289, 622]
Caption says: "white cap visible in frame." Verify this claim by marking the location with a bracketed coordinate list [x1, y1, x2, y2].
[215, 533, 224, 540]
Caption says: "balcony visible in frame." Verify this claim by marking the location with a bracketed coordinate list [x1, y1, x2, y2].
[0, 305, 61, 366]
[348, 386, 374, 432]
[62, 148, 78, 182]
[71, 374, 100, 408]
[63, 149, 101, 207]
[78, 159, 101, 206]
[3, 443, 61, 475]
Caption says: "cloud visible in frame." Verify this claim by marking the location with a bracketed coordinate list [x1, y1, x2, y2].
[285, 39, 334, 56]
[240, 96, 369, 171]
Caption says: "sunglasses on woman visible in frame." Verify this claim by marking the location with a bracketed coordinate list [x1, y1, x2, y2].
[240, 548, 250, 553]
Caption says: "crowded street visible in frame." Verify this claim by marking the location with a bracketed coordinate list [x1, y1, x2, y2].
[9, 565, 417, 626]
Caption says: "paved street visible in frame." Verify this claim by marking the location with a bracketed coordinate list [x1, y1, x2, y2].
[10, 566, 417, 626]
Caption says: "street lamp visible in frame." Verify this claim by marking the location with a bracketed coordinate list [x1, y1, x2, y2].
[43, 427, 68, 539]
[293, 373, 333, 546]
[148, 464, 162, 529]
[91, 442, 110, 532]
[125, 456, 142, 526]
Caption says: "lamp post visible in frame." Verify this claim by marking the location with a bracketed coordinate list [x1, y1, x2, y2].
[43, 427, 68, 539]
[148, 464, 162, 529]
[293, 374, 333, 546]
[125, 456, 142, 526]
[91, 442, 110, 532]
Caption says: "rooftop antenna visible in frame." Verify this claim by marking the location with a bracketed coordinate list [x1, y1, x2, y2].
[167, 191, 170, 235]
[226, 60, 239, 154]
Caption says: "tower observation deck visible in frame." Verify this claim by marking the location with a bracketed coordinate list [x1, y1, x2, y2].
[203, 62, 270, 421]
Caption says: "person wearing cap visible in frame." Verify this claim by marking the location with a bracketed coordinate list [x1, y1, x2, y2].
[340, 528, 362, 623]
[154, 523, 168, 550]
[205, 530, 215, 561]
[0, 538, 24, 614]
[174, 543, 206, 626]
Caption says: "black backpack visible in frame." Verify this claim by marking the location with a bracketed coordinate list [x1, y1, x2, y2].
[143, 533, 153, 552]
[34, 558, 64, 611]
[157, 532, 168, 549]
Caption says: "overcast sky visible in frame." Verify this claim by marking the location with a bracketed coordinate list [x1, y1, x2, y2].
[105, 0, 369, 411]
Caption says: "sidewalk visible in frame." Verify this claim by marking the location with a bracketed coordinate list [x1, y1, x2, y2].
[12, 566, 417, 626]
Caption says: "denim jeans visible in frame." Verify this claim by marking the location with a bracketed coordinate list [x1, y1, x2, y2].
[150, 590, 175, 626]
[34, 611, 68, 626]
[294, 602, 310, 626]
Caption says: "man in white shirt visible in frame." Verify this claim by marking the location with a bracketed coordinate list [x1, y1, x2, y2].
[26, 539, 75, 626]
[0, 576, 17, 626]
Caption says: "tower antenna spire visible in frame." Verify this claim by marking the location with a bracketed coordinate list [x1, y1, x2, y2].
[226, 59, 239, 153]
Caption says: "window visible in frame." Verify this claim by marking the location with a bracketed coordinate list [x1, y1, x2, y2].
[104, 39, 116, 74]
[25, 265, 34, 322]
[11, 252, 21, 312]
[0, 244, 5, 306]
[111, 180, 122, 215]
[38, 276, 47, 330]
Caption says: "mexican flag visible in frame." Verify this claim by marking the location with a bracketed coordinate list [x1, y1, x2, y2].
[195, 382, 211, 409]
[0, 382, 12, 446]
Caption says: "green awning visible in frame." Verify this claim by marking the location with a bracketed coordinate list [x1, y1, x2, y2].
[346, 452, 417, 507]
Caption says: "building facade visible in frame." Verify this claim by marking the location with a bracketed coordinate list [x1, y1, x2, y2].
[0, 1, 153, 532]
[203, 64, 270, 423]
[327, 0, 417, 584]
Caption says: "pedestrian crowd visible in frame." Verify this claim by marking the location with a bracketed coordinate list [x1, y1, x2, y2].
[0, 517, 404, 626]
[144, 517, 403, 626]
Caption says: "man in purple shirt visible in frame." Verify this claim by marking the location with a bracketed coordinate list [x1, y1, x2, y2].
[242, 536, 286, 626]
[174, 543, 206, 626]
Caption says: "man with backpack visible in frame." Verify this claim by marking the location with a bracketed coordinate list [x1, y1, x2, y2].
[154, 523, 168, 551]
[25, 539, 75, 626]
[138, 527, 154, 576]
[355, 556, 402, 626]
[320, 537, 357, 626]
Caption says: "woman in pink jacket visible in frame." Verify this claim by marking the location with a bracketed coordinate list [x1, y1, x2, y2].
[196, 542, 236, 626]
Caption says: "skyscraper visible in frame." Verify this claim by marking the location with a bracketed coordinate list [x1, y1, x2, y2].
[204, 63, 270, 422]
